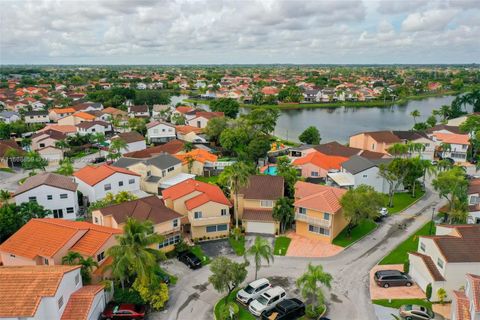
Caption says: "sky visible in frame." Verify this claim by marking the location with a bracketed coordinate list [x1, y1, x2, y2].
[1, 0, 480, 65]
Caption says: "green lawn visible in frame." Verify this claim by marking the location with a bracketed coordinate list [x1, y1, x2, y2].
[379, 221, 436, 265]
[190, 245, 211, 265]
[372, 299, 432, 310]
[0, 167, 15, 173]
[274, 236, 291, 256]
[333, 220, 377, 247]
[214, 289, 255, 320]
[386, 190, 426, 214]
[229, 235, 246, 256]
[196, 175, 220, 184]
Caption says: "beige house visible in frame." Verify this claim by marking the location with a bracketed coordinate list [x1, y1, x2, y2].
[57, 112, 97, 126]
[92, 195, 182, 252]
[237, 175, 284, 235]
[349, 131, 402, 154]
[31, 129, 66, 151]
[162, 179, 231, 240]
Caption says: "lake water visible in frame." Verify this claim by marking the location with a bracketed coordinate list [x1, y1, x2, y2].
[173, 94, 465, 144]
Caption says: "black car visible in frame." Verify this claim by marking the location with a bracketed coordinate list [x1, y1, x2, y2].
[91, 156, 106, 164]
[260, 298, 305, 320]
[177, 251, 202, 269]
[374, 270, 413, 288]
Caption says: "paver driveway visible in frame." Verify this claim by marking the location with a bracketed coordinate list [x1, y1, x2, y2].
[286, 232, 343, 257]
[370, 264, 425, 300]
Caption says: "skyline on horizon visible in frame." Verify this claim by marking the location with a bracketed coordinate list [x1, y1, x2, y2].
[1, 0, 480, 65]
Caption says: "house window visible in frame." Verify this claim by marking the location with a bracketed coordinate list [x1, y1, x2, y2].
[47, 195, 53, 200]
[173, 219, 178, 228]
[437, 258, 444, 269]
[308, 225, 330, 236]
[53, 209, 64, 219]
[118, 181, 124, 187]
[167, 167, 174, 172]
[260, 200, 273, 207]
[162, 128, 165, 132]
[158, 234, 180, 249]
[206, 225, 217, 233]
[298, 207, 307, 214]
[153, 129, 158, 134]
[94, 217, 99, 224]
[194, 211, 202, 219]
[371, 143, 375, 150]
[97, 251, 105, 262]
[420, 242, 426, 252]
[129, 179, 135, 184]
[66, 207, 74, 214]
[362, 174, 368, 178]
[470, 196, 480, 205]
[60, 194, 68, 199]
[146, 171, 151, 176]
[44, 258, 49, 265]
[206, 224, 228, 233]
[311, 171, 319, 177]
[39, 143, 45, 148]
[57, 296, 64, 309]
[221, 209, 227, 216]
[323, 213, 330, 220]
[162, 170, 166, 177]
[28, 196, 37, 202]
[104, 184, 111, 191]
[9, 254, 15, 258]
[217, 224, 228, 231]
[75, 274, 80, 286]
[462, 145, 467, 150]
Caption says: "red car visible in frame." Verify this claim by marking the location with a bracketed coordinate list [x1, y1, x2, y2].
[101, 302, 146, 319]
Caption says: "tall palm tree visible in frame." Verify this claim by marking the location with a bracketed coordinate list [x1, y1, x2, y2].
[93, 133, 106, 157]
[56, 158, 74, 176]
[218, 162, 251, 238]
[62, 251, 98, 284]
[110, 137, 127, 156]
[296, 263, 333, 314]
[410, 109, 420, 125]
[245, 236, 274, 280]
[107, 218, 165, 286]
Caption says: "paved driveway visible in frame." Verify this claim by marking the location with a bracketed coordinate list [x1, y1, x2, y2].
[286, 232, 343, 257]
[198, 238, 233, 258]
[370, 264, 425, 300]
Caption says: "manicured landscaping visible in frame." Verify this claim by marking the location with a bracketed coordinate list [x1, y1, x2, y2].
[196, 175, 220, 184]
[333, 220, 377, 247]
[0, 167, 15, 173]
[229, 235, 246, 256]
[379, 221, 436, 265]
[273, 236, 291, 256]
[386, 190, 426, 214]
[190, 245, 211, 265]
[372, 298, 432, 310]
[214, 289, 255, 320]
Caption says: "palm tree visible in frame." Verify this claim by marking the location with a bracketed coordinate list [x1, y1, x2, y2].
[110, 137, 127, 156]
[296, 263, 333, 315]
[0, 189, 11, 203]
[183, 142, 194, 152]
[107, 218, 165, 286]
[245, 236, 274, 280]
[410, 109, 420, 125]
[93, 133, 106, 157]
[387, 143, 409, 158]
[55, 140, 69, 153]
[62, 251, 98, 284]
[4, 148, 22, 168]
[56, 158, 74, 176]
[218, 162, 251, 238]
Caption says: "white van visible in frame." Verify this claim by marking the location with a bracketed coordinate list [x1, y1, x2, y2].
[236, 278, 271, 305]
[248, 286, 286, 316]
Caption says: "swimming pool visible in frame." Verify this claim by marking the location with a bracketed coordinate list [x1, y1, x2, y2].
[263, 165, 277, 176]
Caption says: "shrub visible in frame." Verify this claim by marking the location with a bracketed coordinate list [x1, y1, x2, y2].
[174, 239, 189, 254]
[219, 301, 239, 320]
[403, 261, 410, 274]
[305, 304, 325, 319]
[426, 283, 432, 300]
[113, 287, 145, 305]
[437, 288, 447, 304]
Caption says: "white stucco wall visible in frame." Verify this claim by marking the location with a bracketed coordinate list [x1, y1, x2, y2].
[76, 173, 140, 203]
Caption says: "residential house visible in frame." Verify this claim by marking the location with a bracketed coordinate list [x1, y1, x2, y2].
[392, 131, 435, 160]
[186, 111, 224, 129]
[24, 111, 50, 124]
[152, 104, 171, 120]
[0, 139, 24, 168]
[430, 132, 470, 163]
[349, 131, 402, 154]
[113, 153, 188, 193]
[15, 172, 79, 220]
[92, 195, 182, 252]
[292, 151, 348, 181]
[58, 112, 97, 126]
[76, 121, 112, 136]
[175, 125, 206, 143]
[100, 107, 128, 122]
[128, 105, 149, 118]
[174, 149, 218, 176]
[451, 273, 480, 320]
[303, 89, 321, 102]
[237, 175, 284, 235]
[73, 164, 141, 203]
[49, 108, 76, 122]
[37, 146, 64, 163]
[293, 181, 348, 242]
[31, 130, 66, 151]
[39, 125, 77, 137]
[0, 111, 20, 123]
[467, 179, 480, 224]
[408, 224, 480, 301]
[111, 131, 146, 155]
[426, 124, 463, 135]
[123, 139, 185, 158]
[146, 121, 176, 144]
[162, 179, 231, 240]
[0, 265, 106, 320]
[171, 106, 194, 120]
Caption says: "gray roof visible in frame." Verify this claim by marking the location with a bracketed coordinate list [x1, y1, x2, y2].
[341, 155, 391, 175]
[0, 111, 20, 119]
[15, 172, 77, 196]
[112, 157, 142, 168]
[145, 175, 161, 183]
[113, 153, 181, 171]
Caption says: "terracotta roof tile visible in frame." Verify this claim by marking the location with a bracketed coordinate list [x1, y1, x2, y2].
[61, 285, 104, 320]
[74, 112, 96, 120]
[124, 139, 184, 158]
[176, 125, 203, 134]
[452, 290, 471, 320]
[50, 108, 75, 114]
[175, 149, 217, 164]
[294, 181, 346, 213]
[73, 164, 140, 186]
[293, 151, 347, 170]
[239, 175, 284, 200]
[432, 132, 470, 145]
[15, 172, 77, 196]
[409, 252, 445, 281]
[467, 273, 480, 312]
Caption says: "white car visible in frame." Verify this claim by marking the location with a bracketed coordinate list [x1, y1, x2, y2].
[379, 207, 388, 217]
[248, 286, 286, 316]
[236, 278, 271, 305]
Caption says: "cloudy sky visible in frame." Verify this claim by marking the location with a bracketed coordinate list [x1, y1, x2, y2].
[1, 0, 479, 64]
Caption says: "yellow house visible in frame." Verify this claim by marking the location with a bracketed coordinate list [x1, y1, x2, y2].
[91, 195, 182, 252]
[293, 181, 348, 243]
[162, 179, 232, 240]
[174, 149, 218, 176]
[237, 175, 284, 235]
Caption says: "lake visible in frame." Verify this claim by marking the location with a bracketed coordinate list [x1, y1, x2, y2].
[172, 95, 465, 144]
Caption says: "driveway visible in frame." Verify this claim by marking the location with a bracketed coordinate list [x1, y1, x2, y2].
[286, 232, 343, 257]
[198, 238, 233, 258]
[370, 264, 425, 300]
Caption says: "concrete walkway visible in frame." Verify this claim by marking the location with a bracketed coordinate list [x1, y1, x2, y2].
[286, 232, 343, 257]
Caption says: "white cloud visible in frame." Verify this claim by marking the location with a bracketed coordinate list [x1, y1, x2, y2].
[401, 9, 458, 32]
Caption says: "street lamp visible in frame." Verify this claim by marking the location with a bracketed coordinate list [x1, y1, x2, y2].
[430, 207, 435, 235]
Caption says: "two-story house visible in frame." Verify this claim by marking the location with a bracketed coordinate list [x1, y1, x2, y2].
[162, 179, 231, 240]
[349, 131, 402, 154]
[73, 164, 141, 204]
[0, 111, 21, 123]
[237, 175, 284, 235]
[48, 108, 76, 122]
[111, 131, 146, 155]
[451, 273, 480, 320]
[15, 172, 79, 220]
[186, 111, 224, 129]
[430, 132, 470, 163]
[292, 151, 348, 181]
[174, 149, 218, 176]
[293, 181, 348, 242]
[467, 179, 480, 224]
[92, 195, 182, 252]
[0, 265, 107, 320]
[128, 105, 149, 118]
[175, 125, 206, 143]
[408, 224, 480, 301]
[24, 111, 50, 124]
[31, 130, 67, 151]
[146, 121, 176, 144]
[58, 112, 97, 126]
[76, 121, 112, 135]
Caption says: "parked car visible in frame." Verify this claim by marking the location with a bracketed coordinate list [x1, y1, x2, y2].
[249, 286, 286, 317]
[178, 251, 202, 269]
[376, 207, 389, 221]
[261, 298, 305, 320]
[374, 270, 413, 288]
[237, 278, 271, 305]
[91, 156, 106, 164]
[101, 302, 146, 319]
[399, 304, 435, 320]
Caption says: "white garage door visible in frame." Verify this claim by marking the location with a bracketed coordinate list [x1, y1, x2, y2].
[409, 265, 429, 290]
[246, 221, 275, 234]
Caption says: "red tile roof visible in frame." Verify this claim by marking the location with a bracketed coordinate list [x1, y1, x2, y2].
[73, 164, 140, 186]
[176, 125, 203, 134]
[452, 290, 471, 320]
[433, 132, 470, 145]
[292, 151, 347, 170]
[175, 106, 194, 114]
[61, 285, 104, 320]
[123, 139, 185, 158]
[467, 273, 480, 312]
[175, 149, 217, 164]
[294, 181, 346, 213]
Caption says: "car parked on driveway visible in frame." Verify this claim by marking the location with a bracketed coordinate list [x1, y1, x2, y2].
[260, 298, 305, 320]
[101, 302, 146, 319]
[177, 251, 202, 269]
[399, 304, 435, 319]
[249, 286, 286, 317]
[237, 278, 271, 305]
[374, 270, 413, 288]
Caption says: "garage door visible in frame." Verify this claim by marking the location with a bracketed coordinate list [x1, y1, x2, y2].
[409, 265, 429, 290]
[246, 221, 275, 234]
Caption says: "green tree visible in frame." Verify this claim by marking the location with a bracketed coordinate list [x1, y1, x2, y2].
[296, 263, 332, 317]
[93, 133, 106, 157]
[171, 113, 186, 125]
[432, 167, 468, 222]
[22, 151, 48, 173]
[0, 189, 11, 202]
[132, 276, 169, 310]
[88, 191, 138, 212]
[277, 86, 303, 103]
[56, 158, 74, 176]
[245, 135, 271, 163]
[426, 115, 437, 127]
[210, 98, 240, 118]
[208, 256, 248, 295]
[245, 236, 274, 280]
[62, 251, 98, 284]
[340, 185, 384, 236]
[272, 197, 294, 234]
[109, 138, 127, 160]
[0, 202, 50, 242]
[299, 126, 321, 145]
[183, 141, 194, 152]
[204, 117, 228, 144]
[243, 107, 279, 135]
[437, 288, 447, 304]
[410, 109, 420, 125]
[379, 158, 411, 207]
[276, 156, 299, 198]
[387, 143, 409, 158]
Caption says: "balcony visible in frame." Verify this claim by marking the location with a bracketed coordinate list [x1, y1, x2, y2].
[189, 215, 230, 227]
[295, 213, 331, 228]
